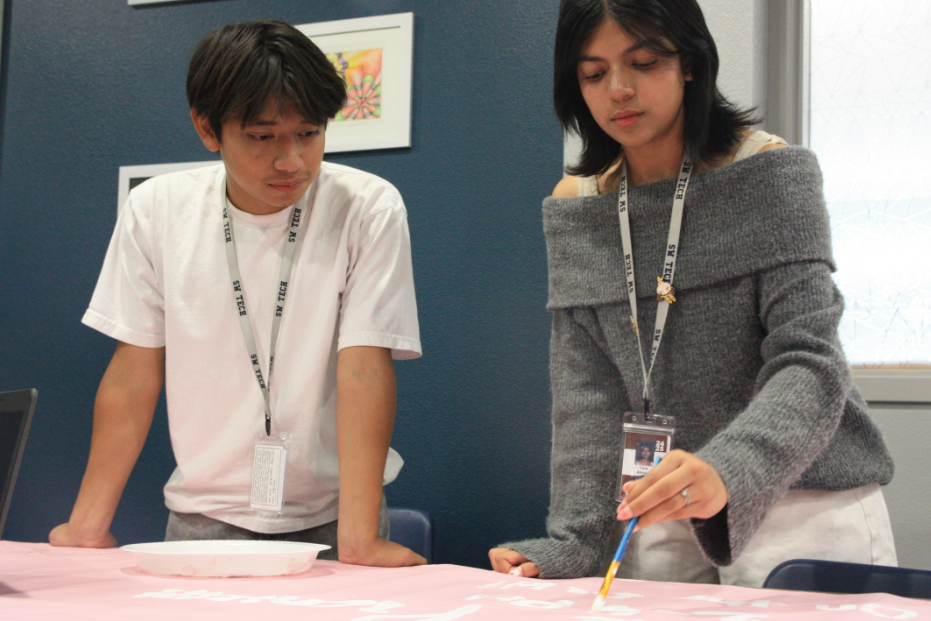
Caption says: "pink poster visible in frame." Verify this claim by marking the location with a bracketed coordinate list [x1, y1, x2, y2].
[1, 542, 927, 620]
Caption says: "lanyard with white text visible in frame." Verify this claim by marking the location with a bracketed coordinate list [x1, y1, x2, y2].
[222, 197, 308, 436]
[617, 156, 693, 414]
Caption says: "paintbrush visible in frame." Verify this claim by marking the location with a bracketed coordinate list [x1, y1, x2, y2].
[590, 454, 663, 613]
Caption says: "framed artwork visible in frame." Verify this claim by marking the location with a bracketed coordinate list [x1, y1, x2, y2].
[118, 160, 218, 212]
[127, 1, 190, 5]
[297, 13, 414, 153]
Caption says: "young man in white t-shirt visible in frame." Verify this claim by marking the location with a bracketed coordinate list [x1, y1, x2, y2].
[49, 20, 425, 567]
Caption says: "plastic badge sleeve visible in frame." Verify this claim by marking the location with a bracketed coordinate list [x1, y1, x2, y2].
[616, 412, 676, 501]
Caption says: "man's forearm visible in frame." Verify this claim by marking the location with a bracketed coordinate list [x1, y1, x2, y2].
[335, 346, 396, 557]
[54, 342, 164, 545]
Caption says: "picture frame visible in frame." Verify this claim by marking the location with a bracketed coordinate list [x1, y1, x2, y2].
[118, 160, 218, 212]
[297, 13, 414, 153]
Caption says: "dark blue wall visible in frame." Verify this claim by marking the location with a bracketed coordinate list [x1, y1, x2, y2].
[0, 0, 561, 568]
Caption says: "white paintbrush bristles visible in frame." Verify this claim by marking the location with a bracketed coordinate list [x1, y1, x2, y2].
[589, 593, 607, 613]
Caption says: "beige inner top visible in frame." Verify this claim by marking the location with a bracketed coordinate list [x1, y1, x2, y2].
[575, 130, 788, 197]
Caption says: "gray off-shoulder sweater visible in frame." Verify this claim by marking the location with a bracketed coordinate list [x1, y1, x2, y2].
[502, 147, 893, 578]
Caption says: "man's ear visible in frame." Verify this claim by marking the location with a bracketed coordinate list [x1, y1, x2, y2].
[191, 109, 221, 152]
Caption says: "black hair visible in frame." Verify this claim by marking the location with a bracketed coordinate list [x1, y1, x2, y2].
[187, 20, 346, 140]
[636, 440, 655, 457]
[554, 0, 758, 176]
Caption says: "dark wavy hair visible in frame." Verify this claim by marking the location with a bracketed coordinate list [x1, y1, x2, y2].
[187, 20, 346, 140]
[554, 0, 758, 176]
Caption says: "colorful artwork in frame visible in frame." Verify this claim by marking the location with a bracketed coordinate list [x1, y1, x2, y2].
[298, 13, 413, 153]
[329, 49, 383, 122]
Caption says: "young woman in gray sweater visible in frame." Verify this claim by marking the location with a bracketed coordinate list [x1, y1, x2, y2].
[489, 0, 896, 588]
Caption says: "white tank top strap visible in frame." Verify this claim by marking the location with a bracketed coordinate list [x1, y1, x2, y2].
[576, 175, 600, 197]
[733, 130, 788, 162]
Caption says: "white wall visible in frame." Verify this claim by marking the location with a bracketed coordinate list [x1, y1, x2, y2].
[869, 404, 931, 571]
[698, 0, 767, 112]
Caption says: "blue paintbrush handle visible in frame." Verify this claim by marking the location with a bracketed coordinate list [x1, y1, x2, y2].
[612, 453, 663, 564]
[593, 454, 665, 610]
[612, 516, 638, 563]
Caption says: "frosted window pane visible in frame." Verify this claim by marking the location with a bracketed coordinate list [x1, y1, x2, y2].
[810, 0, 931, 366]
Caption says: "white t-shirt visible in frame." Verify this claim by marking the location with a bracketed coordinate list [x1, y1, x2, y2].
[83, 162, 421, 533]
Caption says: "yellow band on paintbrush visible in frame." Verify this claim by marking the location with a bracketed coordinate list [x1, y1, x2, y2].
[597, 560, 621, 597]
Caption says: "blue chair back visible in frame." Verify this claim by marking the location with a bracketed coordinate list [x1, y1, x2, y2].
[763, 559, 931, 600]
[388, 507, 434, 564]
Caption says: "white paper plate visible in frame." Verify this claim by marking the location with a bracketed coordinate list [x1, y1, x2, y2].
[121, 540, 331, 577]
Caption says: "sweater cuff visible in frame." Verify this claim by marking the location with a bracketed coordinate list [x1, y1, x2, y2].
[690, 504, 732, 566]
[498, 537, 596, 579]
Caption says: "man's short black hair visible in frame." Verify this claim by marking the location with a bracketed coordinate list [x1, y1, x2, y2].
[187, 20, 347, 139]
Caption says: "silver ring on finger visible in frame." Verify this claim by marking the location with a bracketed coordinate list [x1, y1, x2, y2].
[680, 488, 691, 507]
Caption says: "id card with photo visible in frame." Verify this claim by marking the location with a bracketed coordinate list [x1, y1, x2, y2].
[617, 412, 676, 501]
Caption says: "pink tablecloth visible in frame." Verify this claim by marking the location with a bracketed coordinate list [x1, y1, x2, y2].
[1, 541, 927, 620]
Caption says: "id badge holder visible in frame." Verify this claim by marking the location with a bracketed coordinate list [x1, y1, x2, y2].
[616, 412, 676, 501]
[250, 432, 291, 513]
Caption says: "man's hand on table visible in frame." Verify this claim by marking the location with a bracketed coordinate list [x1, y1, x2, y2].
[49, 522, 118, 548]
[338, 536, 426, 567]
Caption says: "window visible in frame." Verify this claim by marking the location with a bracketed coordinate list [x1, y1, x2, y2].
[808, 0, 931, 368]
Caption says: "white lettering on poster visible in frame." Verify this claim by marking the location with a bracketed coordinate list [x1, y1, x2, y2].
[350, 605, 482, 620]
[466, 594, 574, 609]
[135, 590, 403, 611]
[475, 580, 556, 591]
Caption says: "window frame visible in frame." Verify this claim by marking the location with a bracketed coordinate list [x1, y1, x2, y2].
[770, 0, 931, 403]
[765, 0, 810, 146]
